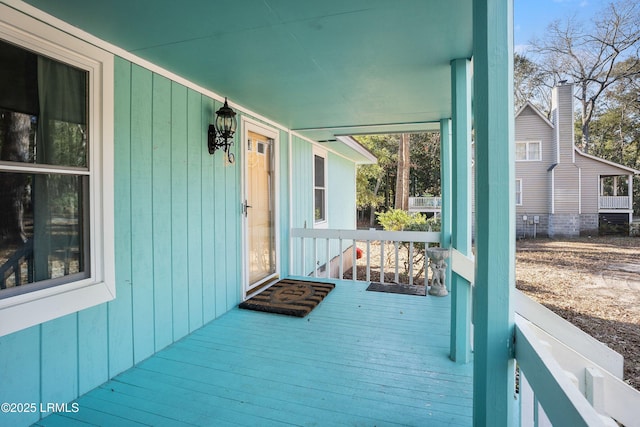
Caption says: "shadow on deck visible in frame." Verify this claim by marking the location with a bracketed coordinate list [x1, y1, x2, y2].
[35, 278, 473, 426]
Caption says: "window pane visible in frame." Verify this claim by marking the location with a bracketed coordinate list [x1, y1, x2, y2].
[528, 142, 540, 160]
[314, 155, 325, 188]
[0, 40, 88, 168]
[515, 143, 526, 160]
[315, 189, 325, 221]
[0, 171, 88, 294]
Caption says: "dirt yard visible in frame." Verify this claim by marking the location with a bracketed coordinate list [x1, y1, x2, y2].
[516, 236, 640, 391]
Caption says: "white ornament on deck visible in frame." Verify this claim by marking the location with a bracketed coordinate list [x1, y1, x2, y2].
[427, 247, 450, 296]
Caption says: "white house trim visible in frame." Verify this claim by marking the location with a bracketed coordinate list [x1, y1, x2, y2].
[515, 102, 554, 128]
[0, 3, 115, 337]
[575, 147, 640, 174]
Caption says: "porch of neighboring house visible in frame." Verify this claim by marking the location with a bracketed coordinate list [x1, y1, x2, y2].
[408, 196, 442, 215]
[598, 174, 635, 234]
[34, 277, 473, 427]
[598, 175, 634, 211]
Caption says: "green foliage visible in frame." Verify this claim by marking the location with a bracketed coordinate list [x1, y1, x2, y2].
[375, 209, 442, 276]
[354, 133, 441, 224]
[375, 208, 425, 231]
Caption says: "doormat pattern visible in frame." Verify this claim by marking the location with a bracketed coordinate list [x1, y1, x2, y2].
[366, 282, 426, 296]
[239, 279, 335, 317]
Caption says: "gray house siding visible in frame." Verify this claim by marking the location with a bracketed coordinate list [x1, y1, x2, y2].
[515, 83, 637, 237]
[577, 152, 633, 214]
[514, 105, 553, 237]
[551, 83, 575, 165]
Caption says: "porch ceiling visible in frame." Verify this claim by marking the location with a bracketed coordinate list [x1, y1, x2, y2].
[22, 0, 473, 141]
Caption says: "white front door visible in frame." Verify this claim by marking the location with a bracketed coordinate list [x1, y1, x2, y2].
[242, 120, 279, 296]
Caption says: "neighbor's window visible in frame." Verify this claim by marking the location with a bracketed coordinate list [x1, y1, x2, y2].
[0, 4, 114, 337]
[515, 179, 523, 205]
[516, 141, 541, 161]
[313, 153, 327, 223]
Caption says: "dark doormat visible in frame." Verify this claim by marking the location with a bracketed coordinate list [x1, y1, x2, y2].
[239, 279, 335, 317]
[366, 282, 426, 296]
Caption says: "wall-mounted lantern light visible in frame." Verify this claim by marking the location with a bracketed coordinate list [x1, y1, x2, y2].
[208, 97, 237, 163]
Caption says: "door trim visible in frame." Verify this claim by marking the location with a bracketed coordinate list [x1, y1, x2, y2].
[241, 116, 280, 299]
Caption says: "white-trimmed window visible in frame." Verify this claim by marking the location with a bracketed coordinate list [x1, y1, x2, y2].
[516, 141, 541, 161]
[515, 179, 523, 206]
[313, 148, 328, 226]
[0, 5, 114, 337]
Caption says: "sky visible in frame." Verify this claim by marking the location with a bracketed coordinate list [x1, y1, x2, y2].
[514, 0, 601, 53]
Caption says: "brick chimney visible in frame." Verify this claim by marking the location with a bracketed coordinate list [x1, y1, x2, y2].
[550, 81, 575, 164]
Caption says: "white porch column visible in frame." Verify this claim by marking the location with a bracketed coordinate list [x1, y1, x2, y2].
[472, 0, 516, 425]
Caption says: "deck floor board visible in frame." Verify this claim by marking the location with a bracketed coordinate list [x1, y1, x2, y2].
[36, 279, 473, 426]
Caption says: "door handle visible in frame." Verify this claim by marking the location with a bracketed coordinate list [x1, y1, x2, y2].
[242, 200, 252, 217]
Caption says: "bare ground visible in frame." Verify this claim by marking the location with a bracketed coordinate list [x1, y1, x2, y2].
[516, 236, 640, 391]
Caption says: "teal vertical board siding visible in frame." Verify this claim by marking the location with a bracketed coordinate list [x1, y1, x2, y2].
[151, 74, 174, 351]
[225, 127, 241, 309]
[327, 152, 356, 229]
[186, 89, 204, 332]
[278, 130, 290, 277]
[213, 99, 228, 315]
[130, 64, 155, 363]
[0, 326, 40, 427]
[201, 97, 216, 323]
[170, 83, 190, 340]
[78, 304, 108, 395]
[0, 57, 256, 427]
[291, 135, 313, 229]
[290, 136, 313, 274]
[110, 57, 135, 376]
[40, 314, 78, 405]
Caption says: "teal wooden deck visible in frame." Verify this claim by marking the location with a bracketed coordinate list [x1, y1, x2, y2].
[35, 279, 473, 426]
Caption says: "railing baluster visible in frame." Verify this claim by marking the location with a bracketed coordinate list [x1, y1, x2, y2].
[394, 241, 400, 283]
[352, 240, 357, 283]
[409, 241, 414, 286]
[366, 240, 371, 282]
[300, 236, 305, 276]
[312, 237, 317, 278]
[325, 238, 330, 278]
[380, 240, 385, 284]
[338, 238, 344, 280]
[425, 246, 429, 288]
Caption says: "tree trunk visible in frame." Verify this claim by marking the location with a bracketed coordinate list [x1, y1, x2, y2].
[369, 176, 383, 227]
[394, 133, 410, 210]
[0, 112, 31, 243]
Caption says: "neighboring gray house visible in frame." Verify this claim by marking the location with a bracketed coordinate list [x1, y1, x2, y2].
[515, 82, 639, 237]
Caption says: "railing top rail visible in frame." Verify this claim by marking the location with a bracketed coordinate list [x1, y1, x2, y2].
[290, 227, 441, 243]
[514, 290, 623, 378]
[515, 318, 605, 427]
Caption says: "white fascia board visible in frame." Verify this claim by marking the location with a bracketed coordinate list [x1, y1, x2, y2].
[575, 147, 640, 175]
[335, 136, 377, 164]
[515, 102, 554, 128]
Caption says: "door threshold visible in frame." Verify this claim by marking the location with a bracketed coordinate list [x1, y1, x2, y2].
[245, 276, 279, 300]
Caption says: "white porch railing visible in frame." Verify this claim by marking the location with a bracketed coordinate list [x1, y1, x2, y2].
[514, 290, 640, 427]
[408, 196, 442, 212]
[290, 228, 440, 286]
[599, 196, 631, 209]
[289, 228, 640, 425]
